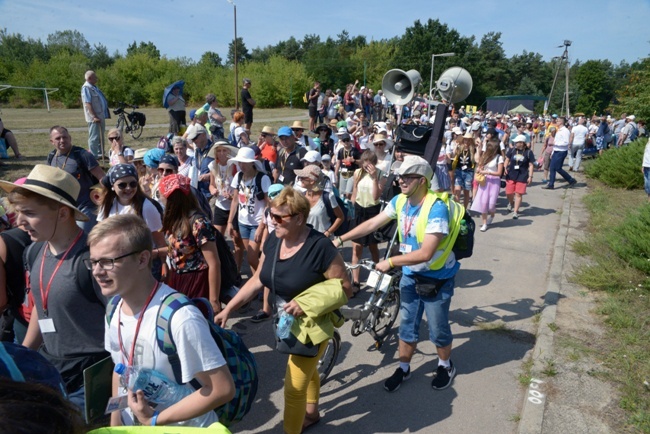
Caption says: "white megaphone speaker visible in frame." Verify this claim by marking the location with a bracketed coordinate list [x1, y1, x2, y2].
[436, 67, 472, 103]
[382, 69, 422, 105]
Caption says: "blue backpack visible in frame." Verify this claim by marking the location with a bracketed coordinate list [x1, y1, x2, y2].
[106, 292, 258, 427]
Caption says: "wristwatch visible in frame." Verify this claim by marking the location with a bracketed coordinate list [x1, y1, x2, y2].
[117, 152, 124, 156]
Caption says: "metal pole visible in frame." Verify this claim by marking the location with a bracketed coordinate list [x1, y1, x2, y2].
[564, 46, 570, 118]
[234, 4, 239, 110]
[546, 57, 562, 115]
[289, 77, 293, 109]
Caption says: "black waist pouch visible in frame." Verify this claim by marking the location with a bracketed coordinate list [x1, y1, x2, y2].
[413, 274, 449, 298]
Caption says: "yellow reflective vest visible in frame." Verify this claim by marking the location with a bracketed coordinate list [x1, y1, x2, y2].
[395, 191, 463, 271]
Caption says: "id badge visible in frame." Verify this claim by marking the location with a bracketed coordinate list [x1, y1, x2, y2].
[399, 243, 412, 253]
[38, 318, 56, 333]
[105, 395, 129, 414]
[514, 165, 520, 170]
[461, 165, 468, 170]
[278, 175, 284, 183]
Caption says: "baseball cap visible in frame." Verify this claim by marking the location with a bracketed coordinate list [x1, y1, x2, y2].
[513, 134, 528, 143]
[277, 126, 293, 137]
[268, 184, 284, 200]
[301, 150, 322, 164]
[0, 342, 66, 395]
[396, 156, 433, 182]
[187, 124, 207, 140]
[321, 154, 331, 161]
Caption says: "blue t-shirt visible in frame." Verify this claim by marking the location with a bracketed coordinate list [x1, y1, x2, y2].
[383, 195, 459, 279]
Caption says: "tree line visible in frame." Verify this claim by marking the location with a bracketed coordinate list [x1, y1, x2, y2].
[0, 20, 647, 118]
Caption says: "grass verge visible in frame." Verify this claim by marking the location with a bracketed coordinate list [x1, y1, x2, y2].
[571, 180, 650, 432]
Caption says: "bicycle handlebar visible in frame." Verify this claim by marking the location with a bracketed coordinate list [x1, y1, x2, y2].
[345, 259, 376, 271]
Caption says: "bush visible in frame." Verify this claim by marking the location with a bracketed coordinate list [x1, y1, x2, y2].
[611, 203, 650, 275]
[584, 139, 647, 189]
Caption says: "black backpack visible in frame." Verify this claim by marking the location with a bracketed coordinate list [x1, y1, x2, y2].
[322, 190, 350, 236]
[236, 171, 266, 201]
[453, 206, 475, 260]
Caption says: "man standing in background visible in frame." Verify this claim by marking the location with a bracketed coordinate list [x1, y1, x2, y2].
[81, 70, 110, 159]
[241, 78, 256, 133]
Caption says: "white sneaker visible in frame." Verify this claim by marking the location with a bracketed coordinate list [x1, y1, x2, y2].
[487, 216, 494, 225]
[506, 203, 513, 212]
[480, 224, 488, 232]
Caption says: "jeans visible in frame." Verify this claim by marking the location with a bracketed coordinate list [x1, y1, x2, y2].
[568, 144, 584, 171]
[548, 150, 575, 188]
[87, 119, 106, 158]
[398, 273, 454, 347]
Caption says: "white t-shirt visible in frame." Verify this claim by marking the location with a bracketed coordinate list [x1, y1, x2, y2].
[208, 160, 234, 211]
[230, 172, 271, 226]
[97, 198, 163, 232]
[484, 154, 504, 172]
[105, 284, 226, 427]
[571, 124, 589, 145]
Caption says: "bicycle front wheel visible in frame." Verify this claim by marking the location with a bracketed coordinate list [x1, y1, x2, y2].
[369, 286, 400, 342]
[131, 122, 143, 139]
[318, 330, 341, 385]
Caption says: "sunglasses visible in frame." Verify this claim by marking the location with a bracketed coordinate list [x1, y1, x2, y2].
[270, 212, 296, 224]
[108, 136, 121, 141]
[157, 168, 175, 176]
[116, 181, 138, 190]
[342, 138, 350, 142]
[398, 175, 422, 183]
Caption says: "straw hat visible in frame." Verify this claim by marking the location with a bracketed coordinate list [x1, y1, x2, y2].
[261, 126, 276, 135]
[207, 140, 238, 159]
[132, 148, 149, 161]
[372, 133, 394, 150]
[291, 120, 306, 130]
[0, 165, 88, 221]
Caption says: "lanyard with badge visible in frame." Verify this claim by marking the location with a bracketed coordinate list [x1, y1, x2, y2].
[400, 197, 425, 254]
[37, 229, 83, 333]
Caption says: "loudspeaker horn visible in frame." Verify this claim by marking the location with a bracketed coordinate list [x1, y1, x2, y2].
[382, 69, 422, 106]
[436, 67, 472, 103]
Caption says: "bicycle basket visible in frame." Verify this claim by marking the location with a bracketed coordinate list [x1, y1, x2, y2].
[129, 112, 147, 126]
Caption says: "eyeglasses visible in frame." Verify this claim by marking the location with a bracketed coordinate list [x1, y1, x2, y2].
[83, 250, 141, 271]
[342, 138, 350, 142]
[270, 212, 296, 224]
[116, 181, 138, 190]
[375, 142, 386, 146]
[108, 136, 121, 141]
[398, 175, 422, 183]
[157, 168, 175, 176]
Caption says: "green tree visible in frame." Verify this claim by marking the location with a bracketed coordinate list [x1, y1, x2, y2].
[90, 43, 114, 70]
[199, 51, 222, 68]
[47, 30, 92, 57]
[469, 32, 508, 104]
[126, 41, 161, 59]
[0, 29, 50, 66]
[614, 57, 650, 119]
[227, 37, 250, 66]
[573, 60, 615, 115]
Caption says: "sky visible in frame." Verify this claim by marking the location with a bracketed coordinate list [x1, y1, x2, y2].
[1, 0, 648, 67]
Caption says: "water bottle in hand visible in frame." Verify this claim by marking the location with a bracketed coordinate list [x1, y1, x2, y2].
[277, 311, 295, 339]
[114, 363, 190, 405]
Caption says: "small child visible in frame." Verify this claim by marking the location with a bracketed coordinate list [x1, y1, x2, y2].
[321, 154, 336, 188]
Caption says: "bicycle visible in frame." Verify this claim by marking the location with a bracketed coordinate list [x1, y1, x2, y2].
[113, 102, 146, 139]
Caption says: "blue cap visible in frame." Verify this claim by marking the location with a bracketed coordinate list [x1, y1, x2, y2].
[277, 126, 293, 137]
[268, 183, 284, 199]
[189, 109, 197, 120]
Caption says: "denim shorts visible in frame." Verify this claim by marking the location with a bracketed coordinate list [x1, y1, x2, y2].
[398, 273, 454, 347]
[238, 223, 258, 241]
[454, 169, 474, 191]
[644, 167, 650, 196]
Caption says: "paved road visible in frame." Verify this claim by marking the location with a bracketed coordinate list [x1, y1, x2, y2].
[224, 144, 581, 433]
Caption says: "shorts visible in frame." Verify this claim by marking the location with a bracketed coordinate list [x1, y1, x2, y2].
[644, 167, 650, 196]
[212, 205, 230, 226]
[454, 169, 474, 191]
[543, 153, 552, 171]
[308, 105, 318, 118]
[339, 172, 355, 194]
[505, 179, 527, 195]
[238, 223, 258, 241]
[399, 273, 454, 347]
[596, 136, 606, 151]
[243, 110, 253, 125]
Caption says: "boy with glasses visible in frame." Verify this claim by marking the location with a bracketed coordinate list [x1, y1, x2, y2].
[0, 165, 109, 412]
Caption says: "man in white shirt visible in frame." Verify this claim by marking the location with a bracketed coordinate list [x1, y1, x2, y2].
[568, 118, 589, 172]
[542, 116, 577, 190]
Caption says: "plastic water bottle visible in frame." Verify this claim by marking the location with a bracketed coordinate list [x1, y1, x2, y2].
[114, 363, 190, 405]
[276, 311, 295, 339]
[456, 219, 468, 251]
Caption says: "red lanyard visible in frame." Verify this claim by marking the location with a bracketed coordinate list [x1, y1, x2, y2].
[38, 230, 83, 317]
[117, 282, 160, 367]
[402, 197, 425, 238]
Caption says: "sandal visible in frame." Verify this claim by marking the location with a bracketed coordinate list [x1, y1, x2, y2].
[351, 282, 361, 298]
[302, 415, 321, 433]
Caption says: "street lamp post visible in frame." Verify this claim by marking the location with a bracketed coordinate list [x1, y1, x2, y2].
[227, 0, 239, 109]
[429, 52, 455, 99]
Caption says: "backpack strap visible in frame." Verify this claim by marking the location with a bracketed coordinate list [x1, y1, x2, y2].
[322, 191, 336, 225]
[155, 292, 203, 389]
[105, 296, 122, 326]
